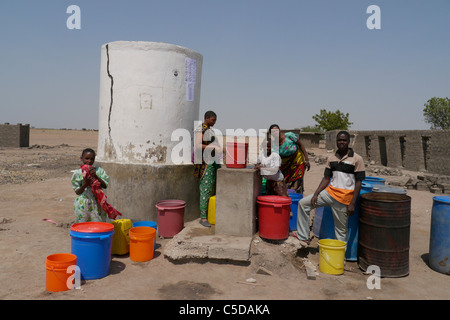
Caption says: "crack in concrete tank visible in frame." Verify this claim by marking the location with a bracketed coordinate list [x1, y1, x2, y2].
[106, 44, 114, 138]
[103, 44, 118, 161]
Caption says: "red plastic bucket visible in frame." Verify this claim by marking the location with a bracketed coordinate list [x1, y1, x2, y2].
[156, 199, 186, 238]
[257, 195, 292, 240]
[226, 142, 249, 168]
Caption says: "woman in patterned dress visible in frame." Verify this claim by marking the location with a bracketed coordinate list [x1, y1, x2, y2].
[193, 111, 221, 227]
[268, 124, 310, 193]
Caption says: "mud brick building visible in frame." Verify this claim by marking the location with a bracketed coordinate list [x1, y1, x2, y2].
[326, 130, 450, 176]
[0, 123, 30, 147]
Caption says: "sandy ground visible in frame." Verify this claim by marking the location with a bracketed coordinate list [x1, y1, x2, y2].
[0, 128, 449, 304]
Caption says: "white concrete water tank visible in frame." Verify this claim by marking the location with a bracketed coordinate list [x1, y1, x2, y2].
[97, 41, 203, 165]
[95, 41, 203, 222]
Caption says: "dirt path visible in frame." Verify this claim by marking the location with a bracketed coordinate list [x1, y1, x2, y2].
[0, 129, 448, 302]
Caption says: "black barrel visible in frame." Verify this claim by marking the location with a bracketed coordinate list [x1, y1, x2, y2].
[358, 192, 411, 277]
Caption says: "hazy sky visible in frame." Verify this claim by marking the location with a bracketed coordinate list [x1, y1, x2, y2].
[1, 0, 449, 132]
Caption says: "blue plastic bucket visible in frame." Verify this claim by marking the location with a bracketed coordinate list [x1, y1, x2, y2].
[70, 222, 114, 280]
[429, 196, 450, 275]
[363, 176, 385, 185]
[133, 221, 157, 229]
[133, 221, 157, 248]
[319, 182, 373, 261]
[288, 193, 303, 231]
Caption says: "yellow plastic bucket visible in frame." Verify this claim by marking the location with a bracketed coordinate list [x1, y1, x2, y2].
[208, 195, 216, 225]
[111, 219, 132, 255]
[318, 239, 346, 275]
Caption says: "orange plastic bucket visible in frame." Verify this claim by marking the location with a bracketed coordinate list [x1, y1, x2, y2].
[45, 253, 77, 292]
[129, 227, 156, 262]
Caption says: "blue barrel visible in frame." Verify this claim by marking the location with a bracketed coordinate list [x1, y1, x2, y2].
[313, 207, 324, 238]
[372, 185, 407, 194]
[429, 196, 450, 275]
[288, 193, 303, 231]
[133, 221, 158, 248]
[346, 182, 373, 261]
[70, 222, 114, 280]
[319, 182, 373, 261]
[363, 176, 385, 185]
[319, 207, 335, 239]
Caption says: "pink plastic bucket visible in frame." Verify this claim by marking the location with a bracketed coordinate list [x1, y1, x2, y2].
[156, 200, 186, 238]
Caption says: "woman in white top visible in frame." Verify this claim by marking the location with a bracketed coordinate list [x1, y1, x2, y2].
[255, 139, 289, 197]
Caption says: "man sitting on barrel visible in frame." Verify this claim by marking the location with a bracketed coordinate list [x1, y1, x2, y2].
[290, 131, 365, 244]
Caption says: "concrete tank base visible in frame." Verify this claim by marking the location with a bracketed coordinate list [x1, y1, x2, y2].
[98, 162, 200, 222]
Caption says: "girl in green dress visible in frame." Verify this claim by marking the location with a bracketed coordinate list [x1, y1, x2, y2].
[71, 148, 109, 223]
[193, 111, 221, 227]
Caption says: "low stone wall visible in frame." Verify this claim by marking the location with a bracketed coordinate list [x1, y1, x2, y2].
[326, 130, 450, 176]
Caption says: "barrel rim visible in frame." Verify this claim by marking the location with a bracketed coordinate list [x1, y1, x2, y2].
[364, 176, 386, 182]
[45, 253, 77, 269]
[318, 239, 346, 248]
[70, 222, 114, 233]
[132, 221, 157, 228]
[361, 192, 411, 202]
[155, 199, 186, 209]
[257, 195, 292, 205]
[432, 195, 450, 204]
[361, 182, 373, 189]
[130, 226, 156, 234]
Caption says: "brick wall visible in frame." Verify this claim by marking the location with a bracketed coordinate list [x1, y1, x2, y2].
[0, 123, 30, 147]
[326, 130, 450, 175]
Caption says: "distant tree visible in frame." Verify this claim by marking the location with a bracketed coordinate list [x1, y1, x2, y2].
[312, 109, 353, 131]
[423, 97, 450, 130]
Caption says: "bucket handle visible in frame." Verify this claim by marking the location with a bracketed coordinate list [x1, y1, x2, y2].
[226, 148, 247, 164]
[50, 266, 75, 282]
[129, 235, 154, 241]
[273, 203, 285, 213]
[50, 265, 80, 290]
[71, 234, 111, 240]
[156, 204, 187, 211]
[320, 248, 343, 270]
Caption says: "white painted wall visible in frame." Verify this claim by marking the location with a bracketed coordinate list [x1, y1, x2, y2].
[97, 41, 203, 165]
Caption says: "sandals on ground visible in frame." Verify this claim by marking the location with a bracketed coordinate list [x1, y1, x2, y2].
[289, 231, 311, 245]
[199, 219, 211, 227]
